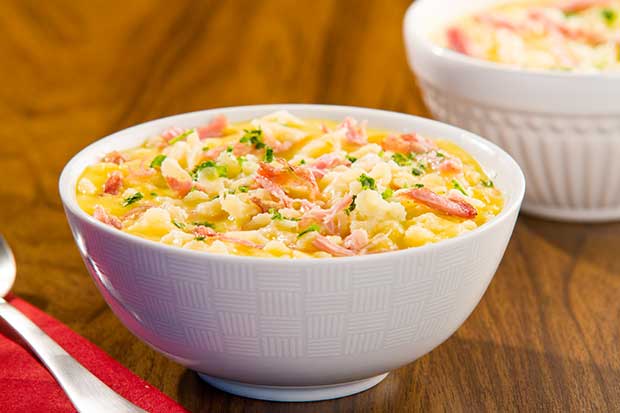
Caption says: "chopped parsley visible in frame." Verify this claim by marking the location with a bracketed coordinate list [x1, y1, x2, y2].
[299, 159, 307, 165]
[173, 220, 185, 229]
[264, 146, 274, 163]
[602, 8, 616, 25]
[150, 154, 167, 168]
[452, 179, 468, 196]
[191, 161, 227, 180]
[346, 195, 357, 215]
[192, 221, 214, 228]
[358, 174, 376, 190]
[195, 236, 206, 241]
[381, 188, 393, 200]
[482, 179, 494, 188]
[150, 192, 158, 197]
[202, 146, 210, 151]
[297, 224, 320, 238]
[414, 183, 425, 188]
[411, 167, 423, 176]
[269, 208, 283, 220]
[122, 192, 143, 207]
[435, 151, 445, 158]
[168, 129, 195, 145]
[391, 153, 411, 166]
[346, 155, 357, 163]
[226, 146, 233, 153]
[238, 185, 249, 193]
[239, 129, 265, 149]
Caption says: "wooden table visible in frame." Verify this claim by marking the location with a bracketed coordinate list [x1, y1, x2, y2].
[1, 0, 619, 411]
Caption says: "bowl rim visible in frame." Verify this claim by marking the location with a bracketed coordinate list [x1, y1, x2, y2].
[59, 104, 525, 265]
[404, 0, 620, 81]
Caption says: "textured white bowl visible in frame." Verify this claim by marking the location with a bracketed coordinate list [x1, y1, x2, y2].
[59, 105, 524, 402]
[404, 0, 620, 222]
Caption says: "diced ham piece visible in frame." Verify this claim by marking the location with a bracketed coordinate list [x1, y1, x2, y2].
[102, 151, 127, 165]
[446, 27, 473, 55]
[381, 133, 437, 154]
[161, 126, 187, 142]
[559, 0, 610, 13]
[255, 175, 294, 207]
[438, 158, 464, 174]
[475, 13, 519, 31]
[197, 115, 228, 139]
[312, 235, 356, 257]
[194, 225, 263, 249]
[161, 157, 193, 197]
[93, 205, 122, 229]
[343, 229, 369, 252]
[401, 188, 477, 219]
[103, 171, 123, 195]
[339, 117, 368, 145]
[322, 194, 353, 233]
[311, 153, 351, 170]
[262, 129, 294, 154]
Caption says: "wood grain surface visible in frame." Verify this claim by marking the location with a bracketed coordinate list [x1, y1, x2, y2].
[1, 1, 619, 411]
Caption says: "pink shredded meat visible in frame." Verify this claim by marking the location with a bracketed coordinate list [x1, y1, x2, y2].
[312, 234, 356, 257]
[161, 126, 187, 142]
[198, 115, 228, 139]
[401, 188, 477, 219]
[194, 225, 263, 249]
[381, 133, 437, 154]
[93, 205, 122, 229]
[103, 171, 123, 195]
[102, 151, 127, 165]
[165, 177, 192, 197]
[343, 229, 369, 252]
[446, 27, 473, 55]
[339, 117, 368, 145]
[559, 0, 610, 13]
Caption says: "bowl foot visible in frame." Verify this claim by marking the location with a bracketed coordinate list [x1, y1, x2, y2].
[197, 372, 389, 402]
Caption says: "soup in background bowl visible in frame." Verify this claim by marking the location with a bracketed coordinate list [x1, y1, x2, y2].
[59, 105, 524, 402]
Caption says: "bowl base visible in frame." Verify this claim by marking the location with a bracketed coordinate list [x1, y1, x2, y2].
[197, 372, 389, 402]
[522, 203, 620, 223]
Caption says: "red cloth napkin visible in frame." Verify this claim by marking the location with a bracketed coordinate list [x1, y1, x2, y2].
[0, 295, 189, 413]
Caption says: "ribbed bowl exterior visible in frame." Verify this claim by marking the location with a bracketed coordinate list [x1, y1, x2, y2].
[419, 81, 620, 221]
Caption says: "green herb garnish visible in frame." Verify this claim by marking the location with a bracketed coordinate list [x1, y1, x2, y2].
[482, 179, 494, 188]
[150, 154, 167, 168]
[381, 188, 393, 200]
[150, 192, 158, 197]
[173, 220, 185, 229]
[346, 155, 357, 163]
[168, 129, 194, 145]
[602, 8, 616, 25]
[300, 159, 306, 165]
[452, 179, 468, 196]
[358, 174, 376, 190]
[414, 183, 424, 188]
[195, 236, 206, 241]
[122, 192, 143, 207]
[346, 195, 357, 215]
[226, 146, 233, 153]
[264, 146, 274, 163]
[239, 129, 265, 149]
[298, 224, 320, 238]
[238, 185, 249, 193]
[192, 221, 214, 228]
[391, 153, 411, 166]
[191, 161, 227, 180]
[436, 151, 445, 158]
[411, 167, 423, 176]
[269, 208, 283, 220]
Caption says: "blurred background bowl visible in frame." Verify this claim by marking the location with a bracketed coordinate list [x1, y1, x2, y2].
[404, 0, 620, 222]
[59, 104, 524, 402]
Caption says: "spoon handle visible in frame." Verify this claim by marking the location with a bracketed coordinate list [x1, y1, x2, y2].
[0, 298, 147, 413]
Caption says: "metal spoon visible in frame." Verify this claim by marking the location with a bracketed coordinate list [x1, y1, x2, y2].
[0, 235, 148, 413]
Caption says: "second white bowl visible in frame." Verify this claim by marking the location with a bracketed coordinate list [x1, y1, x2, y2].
[404, 0, 620, 222]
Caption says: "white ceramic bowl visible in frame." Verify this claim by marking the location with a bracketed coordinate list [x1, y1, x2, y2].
[404, 0, 620, 222]
[59, 105, 524, 402]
